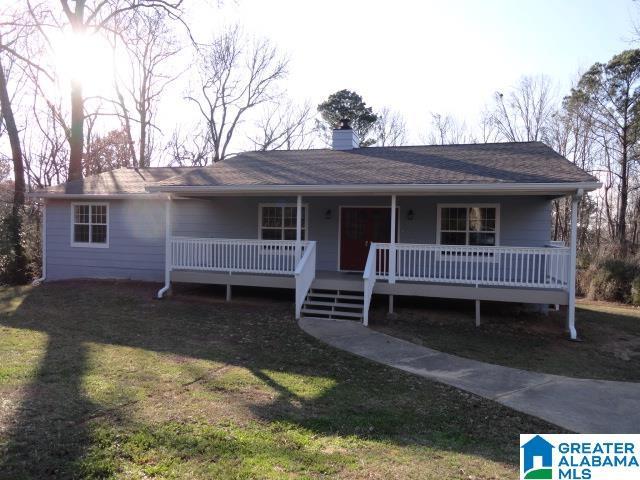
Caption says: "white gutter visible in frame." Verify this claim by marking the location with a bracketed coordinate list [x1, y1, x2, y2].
[26, 192, 168, 200]
[146, 181, 602, 196]
[32, 201, 46, 285]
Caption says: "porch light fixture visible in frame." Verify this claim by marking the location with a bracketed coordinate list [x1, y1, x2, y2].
[324, 209, 332, 220]
[407, 209, 415, 221]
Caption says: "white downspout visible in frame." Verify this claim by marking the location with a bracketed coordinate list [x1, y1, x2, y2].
[33, 200, 47, 285]
[157, 196, 172, 299]
[567, 188, 583, 340]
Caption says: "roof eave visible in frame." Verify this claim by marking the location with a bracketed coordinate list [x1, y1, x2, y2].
[146, 181, 602, 196]
[26, 192, 170, 200]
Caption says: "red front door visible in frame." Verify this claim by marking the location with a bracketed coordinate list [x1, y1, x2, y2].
[340, 207, 396, 271]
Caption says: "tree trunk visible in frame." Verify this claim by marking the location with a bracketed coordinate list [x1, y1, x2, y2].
[617, 142, 629, 248]
[553, 200, 560, 241]
[115, 82, 137, 168]
[67, 1, 86, 180]
[0, 56, 28, 283]
[68, 79, 84, 179]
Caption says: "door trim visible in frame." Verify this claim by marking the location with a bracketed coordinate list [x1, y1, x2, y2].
[337, 205, 401, 272]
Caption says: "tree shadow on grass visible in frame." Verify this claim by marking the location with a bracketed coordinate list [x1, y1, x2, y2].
[0, 333, 98, 478]
[0, 281, 563, 478]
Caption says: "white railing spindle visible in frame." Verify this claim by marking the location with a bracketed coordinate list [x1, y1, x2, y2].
[372, 243, 569, 290]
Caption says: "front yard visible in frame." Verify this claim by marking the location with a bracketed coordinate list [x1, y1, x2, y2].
[372, 297, 640, 382]
[0, 281, 559, 479]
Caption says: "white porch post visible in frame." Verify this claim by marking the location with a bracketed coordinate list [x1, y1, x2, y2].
[157, 195, 172, 299]
[295, 195, 302, 263]
[389, 194, 397, 284]
[567, 189, 582, 340]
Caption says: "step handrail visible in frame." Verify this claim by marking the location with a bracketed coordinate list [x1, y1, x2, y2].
[362, 243, 377, 326]
[295, 241, 317, 319]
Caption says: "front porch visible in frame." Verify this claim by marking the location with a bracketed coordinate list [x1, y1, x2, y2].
[161, 236, 571, 328]
[156, 191, 581, 338]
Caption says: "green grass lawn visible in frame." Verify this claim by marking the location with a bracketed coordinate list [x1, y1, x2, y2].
[371, 297, 640, 382]
[0, 281, 561, 479]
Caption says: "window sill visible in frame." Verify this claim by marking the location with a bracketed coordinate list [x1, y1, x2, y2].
[70, 242, 110, 249]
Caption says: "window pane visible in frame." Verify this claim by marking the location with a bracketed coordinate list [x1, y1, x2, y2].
[91, 205, 107, 224]
[262, 207, 282, 228]
[283, 206, 295, 228]
[74, 224, 90, 243]
[441, 232, 466, 245]
[441, 208, 466, 231]
[469, 207, 496, 232]
[469, 232, 495, 246]
[345, 210, 365, 240]
[74, 205, 89, 224]
[91, 224, 107, 243]
[261, 228, 282, 240]
[283, 229, 296, 240]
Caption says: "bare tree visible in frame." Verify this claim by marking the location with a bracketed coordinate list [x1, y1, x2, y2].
[249, 100, 315, 151]
[166, 126, 213, 167]
[23, 101, 69, 189]
[477, 109, 499, 143]
[425, 112, 470, 145]
[12, 1, 186, 180]
[0, 38, 28, 282]
[112, 10, 182, 167]
[187, 27, 288, 164]
[490, 75, 555, 142]
[373, 107, 407, 146]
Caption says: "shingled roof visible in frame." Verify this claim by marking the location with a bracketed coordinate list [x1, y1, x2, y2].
[33, 142, 599, 196]
[152, 142, 597, 189]
[37, 167, 197, 195]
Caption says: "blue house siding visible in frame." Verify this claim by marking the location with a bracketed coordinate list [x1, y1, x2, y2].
[44, 195, 553, 280]
[46, 199, 166, 281]
[171, 195, 552, 272]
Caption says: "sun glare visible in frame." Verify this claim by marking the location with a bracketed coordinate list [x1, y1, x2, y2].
[51, 29, 117, 97]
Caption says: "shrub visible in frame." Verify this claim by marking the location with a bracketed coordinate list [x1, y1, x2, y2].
[632, 277, 640, 306]
[0, 204, 41, 285]
[580, 256, 640, 303]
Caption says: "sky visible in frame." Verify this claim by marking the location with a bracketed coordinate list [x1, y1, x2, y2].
[172, 0, 637, 146]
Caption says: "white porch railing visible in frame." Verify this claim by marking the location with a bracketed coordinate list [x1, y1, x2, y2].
[295, 241, 317, 319]
[362, 244, 377, 326]
[171, 237, 310, 274]
[373, 243, 570, 289]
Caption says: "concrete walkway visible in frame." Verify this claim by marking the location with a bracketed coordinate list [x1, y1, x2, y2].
[299, 318, 640, 433]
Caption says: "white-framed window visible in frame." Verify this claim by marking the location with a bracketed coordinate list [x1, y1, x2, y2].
[71, 203, 109, 247]
[436, 204, 499, 246]
[259, 204, 308, 240]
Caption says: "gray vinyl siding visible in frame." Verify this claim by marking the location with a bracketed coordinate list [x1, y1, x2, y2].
[46, 199, 166, 281]
[170, 195, 552, 272]
[44, 195, 552, 280]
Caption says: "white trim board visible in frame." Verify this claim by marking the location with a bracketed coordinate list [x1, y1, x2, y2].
[146, 181, 601, 196]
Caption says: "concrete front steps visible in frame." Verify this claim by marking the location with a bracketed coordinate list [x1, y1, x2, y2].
[301, 289, 364, 321]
